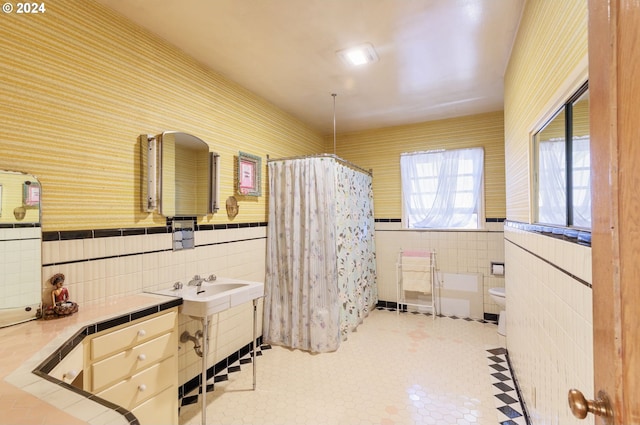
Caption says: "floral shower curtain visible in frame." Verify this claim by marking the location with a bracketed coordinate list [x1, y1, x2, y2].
[264, 156, 377, 353]
[334, 163, 377, 336]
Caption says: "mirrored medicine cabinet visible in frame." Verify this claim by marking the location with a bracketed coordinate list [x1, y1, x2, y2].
[141, 131, 220, 217]
[0, 170, 42, 328]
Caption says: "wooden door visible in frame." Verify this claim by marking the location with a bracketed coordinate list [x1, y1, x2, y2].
[587, 0, 640, 424]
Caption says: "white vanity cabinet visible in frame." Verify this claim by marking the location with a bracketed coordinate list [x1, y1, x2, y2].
[83, 308, 179, 425]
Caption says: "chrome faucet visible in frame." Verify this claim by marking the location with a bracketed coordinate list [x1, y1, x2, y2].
[188, 274, 217, 288]
[188, 275, 204, 287]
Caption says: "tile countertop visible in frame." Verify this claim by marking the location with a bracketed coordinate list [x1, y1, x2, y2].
[0, 293, 181, 425]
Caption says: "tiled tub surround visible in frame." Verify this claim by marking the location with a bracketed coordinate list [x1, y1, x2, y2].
[504, 224, 593, 425]
[375, 220, 506, 320]
[0, 293, 180, 425]
[41, 224, 267, 392]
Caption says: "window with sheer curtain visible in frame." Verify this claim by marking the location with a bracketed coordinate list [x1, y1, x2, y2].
[535, 82, 590, 229]
[400, 147, 484, 229]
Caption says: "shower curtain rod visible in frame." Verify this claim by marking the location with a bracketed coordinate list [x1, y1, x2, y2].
[267, 153, 372, 176]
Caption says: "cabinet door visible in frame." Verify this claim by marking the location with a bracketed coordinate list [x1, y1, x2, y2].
[131, 385, 179, 425]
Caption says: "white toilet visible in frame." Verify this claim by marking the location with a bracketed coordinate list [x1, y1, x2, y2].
[489, 287, 506, 336]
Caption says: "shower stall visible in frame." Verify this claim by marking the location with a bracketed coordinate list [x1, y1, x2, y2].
[264, 154, 377, 353]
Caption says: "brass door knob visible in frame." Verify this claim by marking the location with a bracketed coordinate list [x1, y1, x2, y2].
[568, 389, 613, 422]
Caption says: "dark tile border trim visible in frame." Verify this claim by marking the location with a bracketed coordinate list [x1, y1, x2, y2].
[178, 336, 264, 401]
[0, 223, 41, 228]
[376, 300, 496, 324]
[374, 218, 506, 223]
[484, 312, 499, 322]
[487, 348, 531, 425]
[41, 222, 268, 267]
[504, 349, 531, 425]
[505, 220, 591, 247]
[32, 298, 181, 425]
[42, 222, 268, 242]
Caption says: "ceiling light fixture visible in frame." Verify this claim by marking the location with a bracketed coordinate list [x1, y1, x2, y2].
[336, 43, 379, 67]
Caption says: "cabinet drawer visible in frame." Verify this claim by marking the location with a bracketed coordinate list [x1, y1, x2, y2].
[90, 332, 174, 391]
[90, 310, 177, 360]
[97, 355, 176, 410]
[132, 385, 178, 425]
[49, 343, 83, 385]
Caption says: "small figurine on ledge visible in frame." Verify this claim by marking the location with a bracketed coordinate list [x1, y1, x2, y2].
[45, 273, 79, 319]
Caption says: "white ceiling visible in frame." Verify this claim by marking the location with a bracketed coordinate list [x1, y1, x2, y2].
[96, 0, 524, 135]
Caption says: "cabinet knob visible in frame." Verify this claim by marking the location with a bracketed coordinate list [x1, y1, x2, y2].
[137, 353, 147, 361]
[63, 370, 78, 381]
[138, 384, 147, 392]
[137, 329, 146, 337]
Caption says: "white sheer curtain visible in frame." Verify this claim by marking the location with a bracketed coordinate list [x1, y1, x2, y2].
[572, 136, 591, 228]
[401, 147, 484, 229]
[264, 158, 341, 352]
[538, 139, 566, 225]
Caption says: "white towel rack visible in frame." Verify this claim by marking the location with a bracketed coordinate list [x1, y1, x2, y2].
[396, 249, 438, 318]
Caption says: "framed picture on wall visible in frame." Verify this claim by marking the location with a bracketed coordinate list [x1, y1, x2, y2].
[23, 181, 40, 208]
[237, 151, 261, 197]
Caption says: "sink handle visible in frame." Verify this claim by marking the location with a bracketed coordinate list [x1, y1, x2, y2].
[205, 274, 217, 282]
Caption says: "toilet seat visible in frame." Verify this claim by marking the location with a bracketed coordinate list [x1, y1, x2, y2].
[488, 287, 506, 336]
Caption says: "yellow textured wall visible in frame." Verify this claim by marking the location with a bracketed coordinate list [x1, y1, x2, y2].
[504, 0, 588, 222]
[0, 0, 324, 231]
[328, 111, 506, 219]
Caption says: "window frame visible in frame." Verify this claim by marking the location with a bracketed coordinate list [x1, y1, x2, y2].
[533, 81, 590, 229]
[400, 147, 485, 230]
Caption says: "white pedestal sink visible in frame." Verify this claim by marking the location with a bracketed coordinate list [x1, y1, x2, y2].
[153, 277, 264, 318]
[151, 277, 264, 425]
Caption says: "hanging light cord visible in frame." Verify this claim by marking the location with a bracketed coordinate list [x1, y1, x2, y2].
[332, 93, 337, 155]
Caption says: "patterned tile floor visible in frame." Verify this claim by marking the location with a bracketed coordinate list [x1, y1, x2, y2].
[179, 309, 528, 425]
[486, 348, 528, 425]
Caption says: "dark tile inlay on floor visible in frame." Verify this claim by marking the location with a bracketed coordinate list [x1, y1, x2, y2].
[488, 348, 530, 425]
[492, 372, 511, 381]
[495, 393, 519, 405]
[498, 405, 523, 419]
[494, 382, 515, 392]
[180, 344, 271, 406]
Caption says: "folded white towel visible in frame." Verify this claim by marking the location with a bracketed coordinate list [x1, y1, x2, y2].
[401, 252, 432, 294]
